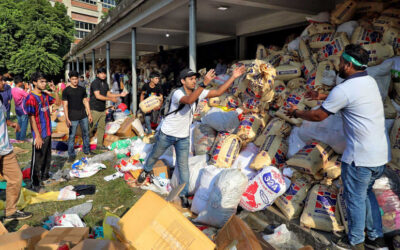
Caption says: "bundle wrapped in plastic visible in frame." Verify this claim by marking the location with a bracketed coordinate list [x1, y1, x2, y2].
[209, 134, 241, 168]
[250, 135, 288, 169]
[236, 114, 265, 143]
[254, 117, 292, 147]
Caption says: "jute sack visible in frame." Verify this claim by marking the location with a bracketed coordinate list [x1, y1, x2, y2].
[355, 2, 387, 17]
[275, 65, 301, 81]
[256, 44, 267, 59]
[318, 34, 350, 61]
[330, 0, 357, 25]
[270, 80, 289, 110]
[351, 26, 382, 45]
[373, 16, 400, 32]
[275, 171, 314, 220]
[307, 23, 335, 36]
[315, 60, 335, 88]
[139, 95, 161, 113]
[209, 93, 228, 107]
[250, 135, 288, 169]
[384, 97, 397, 119]
[209, 132, 231, 157]
[362, 43, 395, 66]
[320, 154, 342, 180]
[209, 134, 241, 168]
[246, 60, 276, 94]
[299, 39, 312, 61]
[286, 141, 335, 177]
[337, 187, 349, 233]
[301, 58, 317, 79]
[300, 184, 344, 232]
[193, 124, 217, 156]
[287, 78, 306, 90]
[223, 95, 242, 109]
[236, 114, 265, 142]
[275, 88, 307, 126]
[309, 32, 337, 49]
[254, 118, 292, 147]
[194, 99, 210, 121]
[383, 27, 400, 50]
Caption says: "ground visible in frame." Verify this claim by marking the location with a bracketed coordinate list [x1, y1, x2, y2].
[1, 103, 145, 232]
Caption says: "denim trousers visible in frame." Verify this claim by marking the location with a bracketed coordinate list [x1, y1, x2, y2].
[341, 161, 385, 245]
[68, 117, 90, 157]
[144, 130, 190, 196]
[16, 114, 28, 141]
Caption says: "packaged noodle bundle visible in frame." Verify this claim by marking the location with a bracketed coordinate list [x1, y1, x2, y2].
[139, 95, 161, 113]
[318, 34, 349, 61]
[275, 65, 301, 81]
[209, 134, 241, 168]
[351, 26, 382, 45]
[254, 118, 292, 147]
[237, 114, 265, 143]
[250, 135, 288, 169]
[309, 32, 337, 49]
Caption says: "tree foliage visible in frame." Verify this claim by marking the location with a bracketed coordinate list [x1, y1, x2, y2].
[0, 0, 74, 79]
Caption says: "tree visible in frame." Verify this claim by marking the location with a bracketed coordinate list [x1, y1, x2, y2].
[1, 0, 74, 79]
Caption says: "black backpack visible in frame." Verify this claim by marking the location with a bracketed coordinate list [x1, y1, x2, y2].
[160, 87, 198, 117]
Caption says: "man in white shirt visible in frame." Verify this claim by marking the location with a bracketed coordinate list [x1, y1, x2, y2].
[137, 66, 245, 207]
[286, 44, 389, 250]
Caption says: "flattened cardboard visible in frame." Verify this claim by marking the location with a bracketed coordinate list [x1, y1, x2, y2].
[216, 215, 267, 250]
[117, 191, 215, 250]
[71, 239, 127, 250]
[0, 227, 47, 250]
[35, 227, 89, 250]
[0, 221, 8, 235]
[18, 224, 30, 231]
[103, 134, 120, 147]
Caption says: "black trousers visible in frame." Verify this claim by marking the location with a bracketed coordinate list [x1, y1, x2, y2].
[30, 136, 51, 187]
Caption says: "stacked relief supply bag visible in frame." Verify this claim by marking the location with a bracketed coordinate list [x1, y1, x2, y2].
[362, 43, 395, 66]
[246, 59, 277, 103]
[270, 80, 288, 110]
[193, 124, 217, 156]
[286, 141, 335, 180]
[209, 134, 241, 168]
[194, 169, 248, 228]
[287, 77, 306, 90]
[300, 184, 343, 232]
[275, 65, 301, 81]
[390, 117, 400, 168]
[236, 114, 265, 143]
[275, 171, 314, 220]
[317, 32, 349, 62]
[351, 26, 382, 45]
[254, 117, 292, 147]
[383, 27, 400, 54]
[330, 0, 357, 25]
[193, 99, 210, 121]
[275, 87, 307, 126]
[250, 135, 288, 169]
[139, 95, 161, 113]
[307, 23, 335, 36]
[240, 166, 290, 212]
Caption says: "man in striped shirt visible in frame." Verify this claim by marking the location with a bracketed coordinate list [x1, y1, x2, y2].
[25, 72, 55, 192]
[0, 74, 33, 222]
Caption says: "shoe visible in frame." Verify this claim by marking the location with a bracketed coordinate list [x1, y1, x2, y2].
[67, 155, 76, 163]
[3, 210, 33, 222]
[137, 170, 154, 184]
[180, 196, 190, 208]
[84, 151, 96, 157]
[334, 236, 365, 250]
[364, 237, 388, 250]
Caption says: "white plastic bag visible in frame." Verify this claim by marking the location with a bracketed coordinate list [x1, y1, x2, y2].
[240, 166, 290, 212]
[231, 143, 259, 179]
[297, 113, 346, 154]
[367, 60, 393, 100]
[287, 126, 306, 158]
[194, 169, 248, 228]
[262, 224, 303, 249]
[191, 166, 223, 215]
[171, 155, 208, 195]
[69, 163, 106, 179]
[336, 20, 359, 38]
[201, 107, 240, 133]
[53, 214, 86, 228]
[130, 138, 153, 161]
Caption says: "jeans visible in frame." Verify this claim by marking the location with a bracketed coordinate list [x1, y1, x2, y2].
[144, 131, 190, 196]
[144, 115, 152, 134]
[341, 162, 385, 245]
[68, 117, 90, 157]
[16, 114, 28, 141]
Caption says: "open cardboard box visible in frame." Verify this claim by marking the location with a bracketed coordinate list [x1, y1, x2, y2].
[0, 227, 48, 249]
[35, 227, 89, 250]
[115, 185, 215, 250]
[71, 239, 127, 250]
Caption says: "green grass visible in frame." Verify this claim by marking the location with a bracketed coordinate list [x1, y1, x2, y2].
[3, 102, 145, 232]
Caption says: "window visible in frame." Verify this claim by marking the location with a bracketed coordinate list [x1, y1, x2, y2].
[78, 0, 97, 5]
[74, 21, 96, 39]
[75, 30, 89, 39]
[101, 0, 115, 9]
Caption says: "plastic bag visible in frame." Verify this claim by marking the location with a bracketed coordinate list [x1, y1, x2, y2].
[366, 60, 393, 100]
[201, 107, 240, 133]
[88, 151, 116, 164]
[231, 143, 259, 179]
[194, 169, 248, 228]
[130, 138, 153, 161]
[262, 224, 303, 249]
[191, 166, 223, 215]
[105, 122, 121, 135]
[240, 166, 290, 212]
[53, 213, 86, 228]
[287, 126, 306, 158]
[336, 20, 358, 38]
[69, 163, 106, 178]
[193, 124, 217, 155]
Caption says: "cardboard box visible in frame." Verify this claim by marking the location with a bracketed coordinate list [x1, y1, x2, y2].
[115, 116, 136, 138]
[0, 221, 7, 235]
[35, 227, 89, 250]
[103, 134, 120, 147]
[0, 227, 47, 249]
[55, 121, 69, 135]
[18, 224, 31, 231]
[117, 191, 215, 250]
[130, 160, 169, 179]
[71, 239, 127, 250]
[216, 215, 267, 250]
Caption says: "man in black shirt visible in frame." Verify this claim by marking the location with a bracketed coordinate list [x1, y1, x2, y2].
[89, 68, 127, 149]
[140, 72, 163, 134]
[63, 71, 93, 163]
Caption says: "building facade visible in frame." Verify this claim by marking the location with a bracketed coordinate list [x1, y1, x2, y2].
[49, 0, 116, 44]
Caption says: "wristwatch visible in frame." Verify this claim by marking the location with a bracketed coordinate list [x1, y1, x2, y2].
[199, 82, 207, 88]
[293, 109, 298, 118]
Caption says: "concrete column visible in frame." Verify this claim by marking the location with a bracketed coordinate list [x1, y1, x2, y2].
[76, 57, 80, 74]
[71, 58, 75, 71]
[131, 28, 138, 114]
[65, 62, 70, 83]
[83, 54, 86, 79]
[239, 36, 247, 60]
[92, 49, 95, 81]
[189, 0, 197, 71]
[106, 41, 111, 86]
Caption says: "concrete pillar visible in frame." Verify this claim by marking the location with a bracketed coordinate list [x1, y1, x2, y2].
[83, 54, 86, 79]
[92, 49, 95, 81]
[65, 62, 70, 83]
[76, 57, 80, 74]
[106, 41, 111, 86]
[131, 28, 138, 114]
[71, 58, 75, 71]
[239, 36, 247, 60]
[189, 0, 197, 71]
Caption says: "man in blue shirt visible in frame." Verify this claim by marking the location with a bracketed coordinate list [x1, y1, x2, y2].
[286, 44, 388, 250]
[0, 80, 12, 120]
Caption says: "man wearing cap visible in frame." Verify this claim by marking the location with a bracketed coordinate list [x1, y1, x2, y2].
[89, 68, 127, 150]
[140, 72, 163, 135]
[286, 44, 389, 250]
[137, 66, 246, 207]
